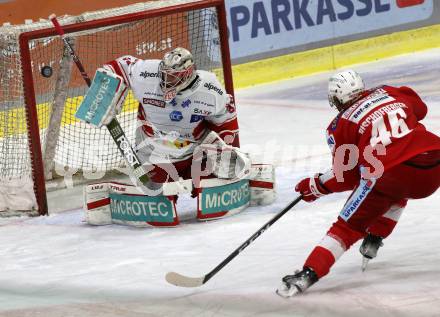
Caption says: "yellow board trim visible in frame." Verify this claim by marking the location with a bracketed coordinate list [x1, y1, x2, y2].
[232, 24, 440, 89]
[0, 91, 138, 138]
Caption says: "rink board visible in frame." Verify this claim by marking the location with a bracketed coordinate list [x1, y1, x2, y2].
[233, 24, 440, 88]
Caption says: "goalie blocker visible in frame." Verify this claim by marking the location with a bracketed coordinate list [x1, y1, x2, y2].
[75, 68, 127, 128]
[84, 164, 275, 227]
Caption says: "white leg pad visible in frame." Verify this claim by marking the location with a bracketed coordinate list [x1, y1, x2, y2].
[84, 182, 180, 227]
[197, 178, 250, 220]
[249, 164, 276, 206]
[84, 183, 112, 225]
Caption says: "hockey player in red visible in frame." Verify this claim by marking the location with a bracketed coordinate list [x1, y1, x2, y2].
[277, 69, 440, 297]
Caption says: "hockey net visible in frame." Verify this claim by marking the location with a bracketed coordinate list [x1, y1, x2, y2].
[0, 0, 233, 216]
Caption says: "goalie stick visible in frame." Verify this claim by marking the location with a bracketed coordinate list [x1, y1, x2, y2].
[49, 14, 149, 185]
[165, 195, 303, 287]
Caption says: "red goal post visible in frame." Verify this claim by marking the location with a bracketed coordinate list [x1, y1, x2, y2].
[0, 0, 233, 216]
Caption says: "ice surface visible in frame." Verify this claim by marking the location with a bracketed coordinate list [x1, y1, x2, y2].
[0, 49, 439, 316]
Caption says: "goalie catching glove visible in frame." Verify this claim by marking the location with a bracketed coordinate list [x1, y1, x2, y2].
[194, 131, 251, 180]
[75, 68, 128, 128]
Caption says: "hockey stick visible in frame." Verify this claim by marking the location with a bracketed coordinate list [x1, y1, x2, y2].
[49, 14, 149, 185]
[165, 195, 303, 287]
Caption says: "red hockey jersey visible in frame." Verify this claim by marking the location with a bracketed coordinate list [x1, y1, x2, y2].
[322, 85, 440, 192]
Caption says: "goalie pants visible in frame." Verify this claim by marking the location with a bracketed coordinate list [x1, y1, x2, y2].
[145, 157, 193, 183]
[144, 156, 212, 193]
[304, 150, 440, 278]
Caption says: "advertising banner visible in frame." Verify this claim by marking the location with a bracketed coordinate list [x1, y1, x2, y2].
[224, 0, 434, 60]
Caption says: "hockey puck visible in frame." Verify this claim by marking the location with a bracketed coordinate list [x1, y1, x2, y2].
[41, 65, 53, 78]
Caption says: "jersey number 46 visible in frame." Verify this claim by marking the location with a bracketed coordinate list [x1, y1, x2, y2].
[370, 108, 412, 147]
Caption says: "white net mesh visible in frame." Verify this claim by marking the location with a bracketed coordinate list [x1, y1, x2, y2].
[0, 0, 225, 214]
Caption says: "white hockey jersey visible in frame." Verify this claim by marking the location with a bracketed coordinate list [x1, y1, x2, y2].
[104, 56, 239, 164]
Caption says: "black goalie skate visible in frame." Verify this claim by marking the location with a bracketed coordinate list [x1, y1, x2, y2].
[359, 233, 384, 271]
[276, 267, 319, 298]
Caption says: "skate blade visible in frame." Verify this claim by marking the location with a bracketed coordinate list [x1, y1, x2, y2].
[276, 283, 300, 298]
[361, 257, 370, 272]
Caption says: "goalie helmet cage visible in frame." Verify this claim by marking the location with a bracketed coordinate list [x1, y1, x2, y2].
[0, 0, 233, 216]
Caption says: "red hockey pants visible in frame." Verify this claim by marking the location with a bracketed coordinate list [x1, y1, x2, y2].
[304, 150, 440, 278]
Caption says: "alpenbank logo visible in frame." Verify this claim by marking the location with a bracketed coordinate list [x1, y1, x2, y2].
[204, 82, 224, 95]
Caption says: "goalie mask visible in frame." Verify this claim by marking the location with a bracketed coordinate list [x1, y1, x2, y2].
[159, 47, 196, 101]
[328, 69, 365, 111]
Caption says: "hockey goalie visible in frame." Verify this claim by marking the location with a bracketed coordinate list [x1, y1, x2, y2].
[80, 47, 275, 227]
